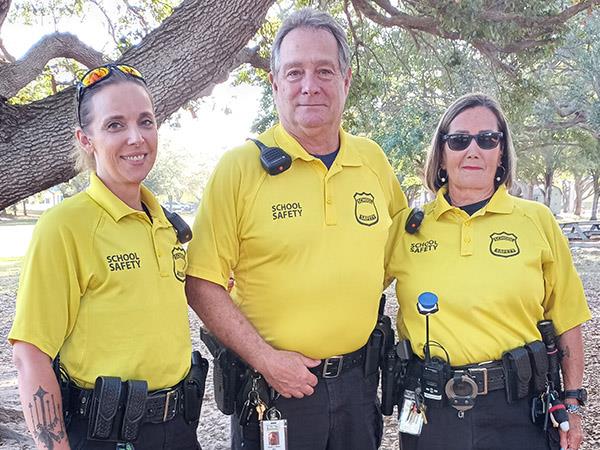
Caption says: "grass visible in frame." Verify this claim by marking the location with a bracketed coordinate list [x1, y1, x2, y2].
[0, 217, 38, 226]
[0, 258, 22, 296]
[0, 257, 22, 273]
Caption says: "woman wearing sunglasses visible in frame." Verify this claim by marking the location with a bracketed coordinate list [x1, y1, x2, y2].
[388, 93, 590, 450]
[10, 65, 202, 449]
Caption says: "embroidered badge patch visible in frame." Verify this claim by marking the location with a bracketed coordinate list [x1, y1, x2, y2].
[489, 232, 520, 258]
[354, 192, 379, 226]
[172, 246, 187, 282]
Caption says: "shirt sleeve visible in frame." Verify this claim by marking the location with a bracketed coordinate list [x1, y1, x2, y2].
[186, 150, 242, 288]
[381, 158, 408, 287]
[8, 214, 83, 359]
[540, 208, 591, 335]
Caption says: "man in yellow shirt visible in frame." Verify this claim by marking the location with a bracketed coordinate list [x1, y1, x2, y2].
[186, 8, 407, 450]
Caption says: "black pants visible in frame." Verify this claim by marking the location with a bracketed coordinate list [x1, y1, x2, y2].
[400, 390, 560, 450]
[231, 366, 382, 450]
[67, 414, 201, 450]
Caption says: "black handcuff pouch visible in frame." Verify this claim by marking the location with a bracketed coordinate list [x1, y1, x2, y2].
[87, 377, 148, 443]
[87, 376, 123, 441]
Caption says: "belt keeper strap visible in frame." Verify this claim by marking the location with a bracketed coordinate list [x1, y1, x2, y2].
[525, 341, 549, 393]
[88, 376, 122, 440]
[121, 380, 148, 441]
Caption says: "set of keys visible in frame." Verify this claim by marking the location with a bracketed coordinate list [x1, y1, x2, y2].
[398, 388, 427, 436]
[239, 375, 269, 426]
[238, 374, 289, 449]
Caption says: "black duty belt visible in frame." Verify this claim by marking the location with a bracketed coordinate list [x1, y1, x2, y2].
[308, 346, 366, 379]
[69, 383, 183, 424]
[450, 360, 505, 395]
[413, 358, 506, 396]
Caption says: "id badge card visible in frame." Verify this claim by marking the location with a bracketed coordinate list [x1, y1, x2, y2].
[260, 419, 288, 450]
[398, 390, 424, 436]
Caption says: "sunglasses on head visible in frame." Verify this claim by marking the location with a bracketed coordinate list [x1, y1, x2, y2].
[441, 131, 504, 151]
[76, 64, 146, 125]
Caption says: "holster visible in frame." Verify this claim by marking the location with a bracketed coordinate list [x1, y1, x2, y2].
[201, 327, 247, 415]
[52, 355, 72, 426]
[525, 340, 549, 394]
[88, 376, 123, 441]
[502, 347, 532, 403]
[366, 294, 395, 377]
[183, 351, 209, 423]
[364, 329, 383, 377]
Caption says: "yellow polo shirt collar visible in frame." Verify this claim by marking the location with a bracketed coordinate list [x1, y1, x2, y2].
[86, 172, 169, 226]
[272, 124, 363, 167]
[431, 184, 514, 220]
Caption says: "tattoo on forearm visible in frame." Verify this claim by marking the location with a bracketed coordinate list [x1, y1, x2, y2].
[563, 345, 571, 359]
[28, 386, 65, 449]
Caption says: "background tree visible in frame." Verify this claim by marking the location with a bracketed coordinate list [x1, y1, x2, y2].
[1, 0, 598, 209]
[0, 0, 275, 209]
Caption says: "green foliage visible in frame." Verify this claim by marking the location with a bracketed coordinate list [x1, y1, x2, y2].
[242, 0, 598, 203]
[144, 140, 212, 203]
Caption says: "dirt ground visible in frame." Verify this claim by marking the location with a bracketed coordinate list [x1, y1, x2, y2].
[0, 246, 598, 449]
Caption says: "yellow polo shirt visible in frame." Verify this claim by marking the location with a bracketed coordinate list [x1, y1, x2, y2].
[9, 173, 192, 390]
[388, 185, 591, 366]
[187, 124, 407, 359]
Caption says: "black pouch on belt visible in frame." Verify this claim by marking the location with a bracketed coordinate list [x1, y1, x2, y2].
[183, 350, 209, 423]
[120, 380, 147, 441]
[88, 376, 122, 440]
[502, 347, 532, 403]
[525, 341, 549, 394]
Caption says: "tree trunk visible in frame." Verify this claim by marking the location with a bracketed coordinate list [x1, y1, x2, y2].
[562, 179, 570, 213]
[0, 0, 275, 209]
[527, 183, 534, 200]
[591, 171, 600, 221]
[544, 169, 554, 207]
[574, 174, 583, 216]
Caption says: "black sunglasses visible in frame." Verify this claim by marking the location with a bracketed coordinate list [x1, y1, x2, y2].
[441, 131, 504, 151]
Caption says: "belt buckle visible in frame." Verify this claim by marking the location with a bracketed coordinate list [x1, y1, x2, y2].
[162, 389, 178, 422]
[467, 367, 488, 395]
[322, 356, 343, 378]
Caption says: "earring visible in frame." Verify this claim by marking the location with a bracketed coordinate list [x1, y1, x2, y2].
[495, 165, 506, 183]
[437, 168, 447, 183]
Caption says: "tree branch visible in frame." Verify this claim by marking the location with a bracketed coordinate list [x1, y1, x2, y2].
[0, 0, 276, 209]
[89, 0, 120, 47]
[0, 0, 12, 63]
[0, 33, 105, 99]
[351, 0, 599, 75]
[236, 46, 270, 72]
[478, 1, 600, 28]
[122, 0, 150, 32]
[0, 0, 10, 30]
[351, 0, 459, 40]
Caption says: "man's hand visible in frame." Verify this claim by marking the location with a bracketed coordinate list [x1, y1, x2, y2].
[257, 349, 321, 398]
[560, 408, 583, 450]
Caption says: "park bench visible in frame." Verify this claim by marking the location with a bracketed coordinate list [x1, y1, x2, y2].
[559, 221, 600, 241]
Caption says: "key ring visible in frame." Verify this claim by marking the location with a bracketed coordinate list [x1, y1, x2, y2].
[266, 406, 282, 420]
